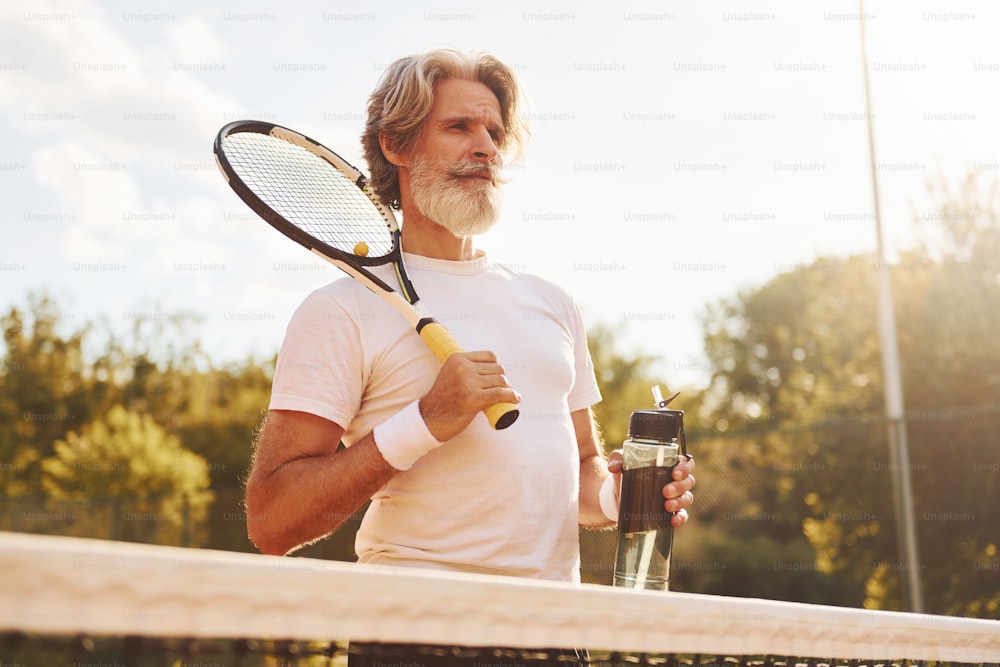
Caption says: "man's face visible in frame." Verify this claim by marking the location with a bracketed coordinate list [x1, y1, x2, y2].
[406, 78, 505, 237]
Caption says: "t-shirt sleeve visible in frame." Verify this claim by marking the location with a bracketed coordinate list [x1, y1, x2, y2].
[268, 287, 363, 428]
[566, 299, 602, 413]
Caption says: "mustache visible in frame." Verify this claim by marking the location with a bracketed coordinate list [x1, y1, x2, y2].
[447, 161, 505, 185]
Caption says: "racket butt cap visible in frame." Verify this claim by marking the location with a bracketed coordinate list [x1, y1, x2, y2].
[493, 409, 519, 430]
[485, 403, 519, 430]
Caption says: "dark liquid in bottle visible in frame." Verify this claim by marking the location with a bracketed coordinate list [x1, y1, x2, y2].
[618, 464, 675, 556]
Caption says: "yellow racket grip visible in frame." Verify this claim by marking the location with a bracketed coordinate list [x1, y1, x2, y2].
[416, 319, 520, 430]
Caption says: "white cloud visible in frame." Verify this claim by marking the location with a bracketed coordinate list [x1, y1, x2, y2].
[2, 0, 279, 285]
[33, 140, 142, 261]
[1, 0, 244, 163]
[164, 15, 224, 64]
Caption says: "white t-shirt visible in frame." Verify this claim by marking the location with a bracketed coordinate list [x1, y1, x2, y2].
[269, 251, 602, 582]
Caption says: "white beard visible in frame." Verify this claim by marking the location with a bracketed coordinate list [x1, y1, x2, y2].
[409, 155, 503, 237]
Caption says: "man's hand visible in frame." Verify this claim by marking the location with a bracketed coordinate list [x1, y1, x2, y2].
[607, 451, 696, 528]
[418, 351, 521, 442]
[664, 455, 696, 527]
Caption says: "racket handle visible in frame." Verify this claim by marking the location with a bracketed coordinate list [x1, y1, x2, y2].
[417, 319, 520, 430]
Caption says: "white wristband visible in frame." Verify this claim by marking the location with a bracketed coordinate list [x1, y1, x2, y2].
[599, 474, 619, 522]
[373, 400, 443, 471]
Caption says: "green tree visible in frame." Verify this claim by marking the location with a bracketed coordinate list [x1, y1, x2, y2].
[693, 174, 1000, 615]
[893, 173, 1000, 616]
[40, 405, 214, 546]
[0, 295, 269, 551]
[166, 360, 273, 553]
[0, 295, 108, 498]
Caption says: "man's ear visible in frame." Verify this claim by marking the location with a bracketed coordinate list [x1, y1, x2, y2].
[379, 134, 408, 167]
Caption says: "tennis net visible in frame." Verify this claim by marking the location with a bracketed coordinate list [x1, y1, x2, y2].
[2, 531, 998, 666]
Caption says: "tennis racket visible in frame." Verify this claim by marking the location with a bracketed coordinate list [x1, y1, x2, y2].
[213, 120, 519, 430]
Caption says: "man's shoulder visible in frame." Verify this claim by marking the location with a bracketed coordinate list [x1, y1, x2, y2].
[308, 274, 388, 303]
[313, 275, 367, 297]
[289, 276, 383, 323]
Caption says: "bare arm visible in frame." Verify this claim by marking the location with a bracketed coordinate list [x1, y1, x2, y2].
[574, 407, 615, 528]
[245, 410, 396, 555]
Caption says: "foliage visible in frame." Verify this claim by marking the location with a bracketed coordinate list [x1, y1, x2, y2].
[0, 296, 271, 550]
[40, 405, 214, 545]
[0, 295, 106, 497]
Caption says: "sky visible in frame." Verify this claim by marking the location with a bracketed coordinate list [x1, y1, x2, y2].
[1, 0, 998, 392]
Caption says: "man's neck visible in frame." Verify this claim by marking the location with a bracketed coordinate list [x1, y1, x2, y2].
[398, 207, 479, 261]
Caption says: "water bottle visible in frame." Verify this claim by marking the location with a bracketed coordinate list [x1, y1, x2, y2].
[613, 389, 686, 591]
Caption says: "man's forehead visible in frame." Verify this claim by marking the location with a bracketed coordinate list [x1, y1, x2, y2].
[429, 79, 502, 122]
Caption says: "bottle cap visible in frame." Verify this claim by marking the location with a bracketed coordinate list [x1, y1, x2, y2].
[629, 409, 684, 443]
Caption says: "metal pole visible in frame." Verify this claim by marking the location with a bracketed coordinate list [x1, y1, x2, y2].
[857, 0, 924, 613]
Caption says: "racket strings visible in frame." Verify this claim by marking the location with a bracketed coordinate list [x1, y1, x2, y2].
[221, 132, 394, 257]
